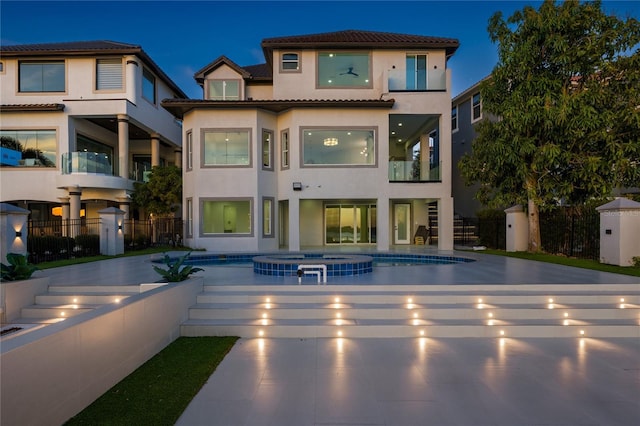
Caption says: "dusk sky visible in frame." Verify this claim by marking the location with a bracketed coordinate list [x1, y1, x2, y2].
[2, 1, 639, 98]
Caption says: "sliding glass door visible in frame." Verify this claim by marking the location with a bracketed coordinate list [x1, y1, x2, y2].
[325, 204, 376, 245]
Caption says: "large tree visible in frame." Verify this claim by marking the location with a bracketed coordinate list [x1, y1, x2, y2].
[460, 0, 640, 252]
[132, 165, 182, 217]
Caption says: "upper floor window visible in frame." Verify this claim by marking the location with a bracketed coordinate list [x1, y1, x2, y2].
[142, 67, 156, 103]
[208, 80, 240, 100]
[262, 129, 273, 170]
[202, 129, 251, 167]
[302, 128, 375, 166]
[472, 92, 482, 122]
[452, 105, 458, 132]
[406, 54, 427, 90]
[317, 52, 371, 88]
[0, 129, 56, 167]
[280, 129, 290, 170]
[280, 53, 300, 72]
[186, 130, 193, 170]
[19, 61, 65, 92]
[96, 58, 123, 90]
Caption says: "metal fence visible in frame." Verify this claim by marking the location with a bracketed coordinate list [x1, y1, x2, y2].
[470, 208, 599, 260]
[26, 218, 184, 264]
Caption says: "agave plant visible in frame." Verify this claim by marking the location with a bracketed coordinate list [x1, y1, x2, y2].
[152, 252, 203, 282]
[1, 253, 38, 282]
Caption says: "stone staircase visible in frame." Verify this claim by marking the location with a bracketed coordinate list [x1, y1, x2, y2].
[3, 286, 141, 333]
[181, 284, 640, 339]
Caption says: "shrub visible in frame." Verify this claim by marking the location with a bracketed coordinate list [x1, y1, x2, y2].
[74, 234, 100, 255]
[152, 252, 203, 282]
[1, 253, 38, 282]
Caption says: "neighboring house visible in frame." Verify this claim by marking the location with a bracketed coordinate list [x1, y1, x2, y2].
[0, 41, 186, 222]
[451, 77, 488, 218]
[162, 30, 459, 251]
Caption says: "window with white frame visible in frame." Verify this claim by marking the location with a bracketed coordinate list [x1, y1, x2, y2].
[96, 58, 123, 90]
[262, 129, 273, 170]
[317, 52, 371, 88]
[302, 128, 376, 166]
[280, 52, 300, 72]
[452, 105, 458, 132]
[142, 67, 156, 103]
[201, 198, 252, 235]
[472, 92, 482, 122]
[208, 79, 240, 100]
[281, 129, 290, 169]
[186, 130, 193, 170]
[19, 61, 65, 92]
[262, 197, 274, 237]
[202, 129, 251, 166]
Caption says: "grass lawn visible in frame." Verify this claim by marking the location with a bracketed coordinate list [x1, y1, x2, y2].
[36, 246, 193, 270]
[475, 249, 640, 277]
[64, 336, 238, 426]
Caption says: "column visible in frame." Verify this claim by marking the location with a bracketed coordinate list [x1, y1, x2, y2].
[151, 133, 160, 167]
[376, 198, 390, 251]
[118, 114, 129, 179]
[125, 55, 138, 102]
[288, 198, 300, 251]
[437, 197, 454, 251]
[68, 186, 82, 238]
[58, 197, 70, 237]
[174, 150, 182, 168]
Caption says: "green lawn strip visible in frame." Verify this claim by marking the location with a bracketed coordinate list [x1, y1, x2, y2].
[36, 246, 193, 270]
[64, 336, 239, 426]
[475, 249, 640, 277]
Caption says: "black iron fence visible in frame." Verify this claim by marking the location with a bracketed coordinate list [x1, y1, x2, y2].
[26, 218, 184, 264]
[469, 208, 599, 260]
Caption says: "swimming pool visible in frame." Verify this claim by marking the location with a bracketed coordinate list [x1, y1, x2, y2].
[182, 252, 475, 277]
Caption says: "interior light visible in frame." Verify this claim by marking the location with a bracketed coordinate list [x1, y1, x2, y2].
[323, 137, 339, 147]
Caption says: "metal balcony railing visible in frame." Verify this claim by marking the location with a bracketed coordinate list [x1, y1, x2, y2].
[62, 152, 113, 175]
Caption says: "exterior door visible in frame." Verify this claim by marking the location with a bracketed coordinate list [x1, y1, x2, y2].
[394, 203, 411, 244]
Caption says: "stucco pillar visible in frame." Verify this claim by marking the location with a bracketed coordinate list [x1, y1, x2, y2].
[151, 133, 160, 167]
[118, 114, 129, 179]
[68, 186, 82, 238]
[438, 197, 454, 250]
[289, 198, 300, 251]
[596, 198, 640, 266]
[376, 199, 390, 251]
[504, 205, 528, 252]
[98, 207, 125, 256]
[0, 203, 30, 261]
[58, 197, 70, 236]
[125, 55, 138, 102]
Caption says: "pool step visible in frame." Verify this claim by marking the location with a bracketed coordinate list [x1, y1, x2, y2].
[181, 284, 640, 339]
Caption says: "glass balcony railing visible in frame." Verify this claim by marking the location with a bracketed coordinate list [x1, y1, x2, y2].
[388, 68, 446, 91]
[62, 152, 113, 175]
[389, 160, 441, 182]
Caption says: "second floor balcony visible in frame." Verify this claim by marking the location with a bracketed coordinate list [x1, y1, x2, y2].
[62, 152, 113, 175]
[388, 68, 446, 92]
[389, 160, 441, 182]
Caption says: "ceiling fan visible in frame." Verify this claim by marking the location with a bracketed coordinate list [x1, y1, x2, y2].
[340, 67, 359, 77]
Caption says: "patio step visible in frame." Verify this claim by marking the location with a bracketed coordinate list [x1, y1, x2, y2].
[181, 284, 640, 338]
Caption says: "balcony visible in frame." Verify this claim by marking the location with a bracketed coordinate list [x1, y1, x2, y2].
[389, 160, 441, 182]
[388, 68, 446, 92]
[62, 152, 113, 175]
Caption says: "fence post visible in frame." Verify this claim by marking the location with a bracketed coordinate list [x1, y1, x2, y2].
[504, 205, 529, 252]
[0, 203, 30, 261]
[98, 207, 125, 256]
[596, 198, 640, 266]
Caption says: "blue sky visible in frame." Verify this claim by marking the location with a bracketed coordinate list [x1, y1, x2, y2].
[2, 1, 639, 98]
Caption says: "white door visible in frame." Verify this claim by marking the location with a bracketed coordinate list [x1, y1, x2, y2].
[394, 204, 411, 244]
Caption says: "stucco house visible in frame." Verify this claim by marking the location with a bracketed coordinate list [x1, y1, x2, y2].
[163, 30, 459, 252]
[0, 41, 186, 222]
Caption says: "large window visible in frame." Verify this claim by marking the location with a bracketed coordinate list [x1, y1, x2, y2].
[262, 129, 273, 170]
[208, 80, 240, 100]
[317, 52, 371, 88]
[0, 129, 56, 167]
[96, 58, 123, 90]
[142, 68, 156, 103]
[76, 134, 114, 175]
[472, 92, 482, 122]
[202, 129, 251, 166]
[302, 128, 375, 166]
[280, 129, 290, 169]
[19, 61, 65, 92]
[201, 199, 252, 235]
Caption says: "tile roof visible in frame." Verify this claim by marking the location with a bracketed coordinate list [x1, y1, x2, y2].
[1, 40, 188, 99]
[162, 98, 395, 117]
[0, 104, 65, 112]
